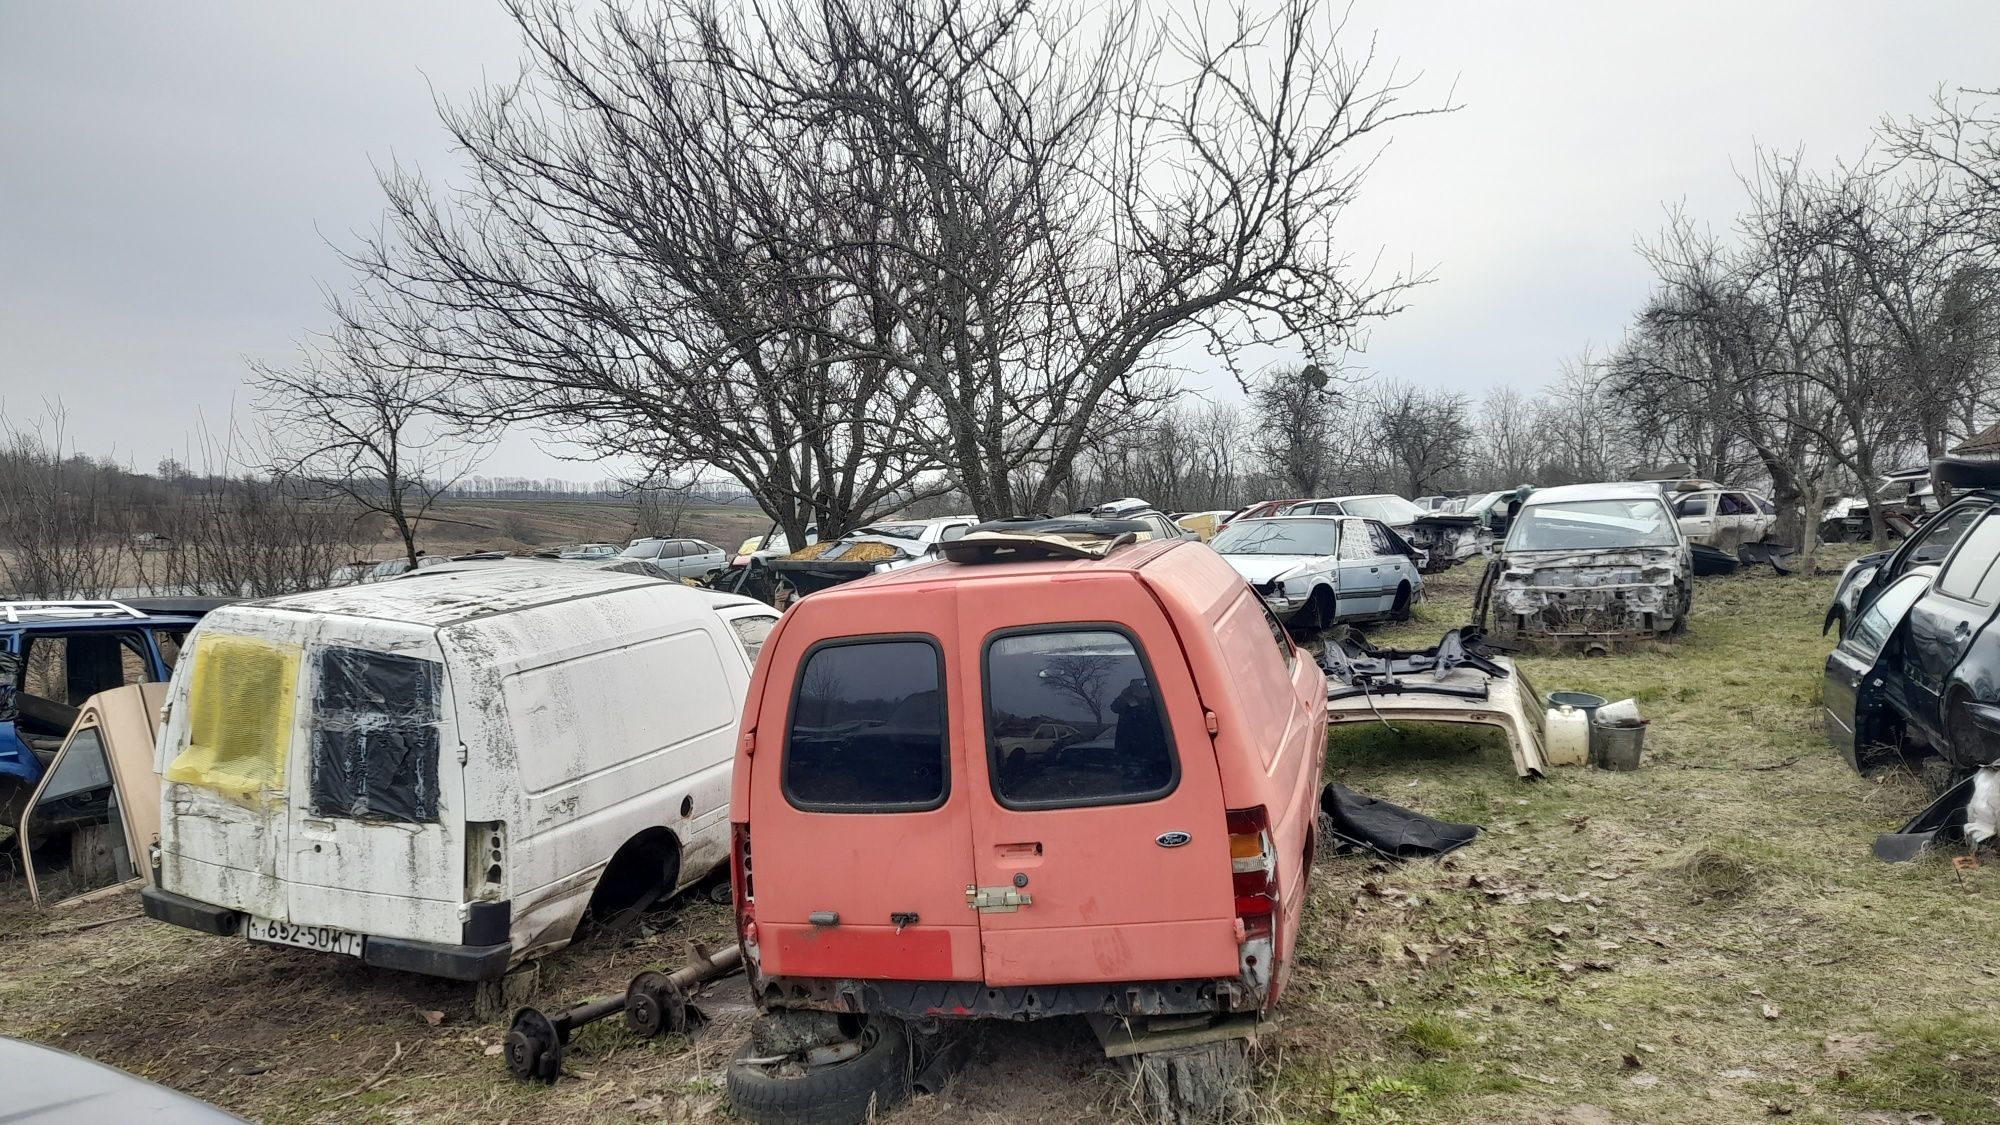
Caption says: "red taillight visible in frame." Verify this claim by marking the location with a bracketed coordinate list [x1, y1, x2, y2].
[1227, 806, 1276, 939]
[731, 822, 754, 906]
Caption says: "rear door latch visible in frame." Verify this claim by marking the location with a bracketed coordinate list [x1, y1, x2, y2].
[965, 885, 1033, 913]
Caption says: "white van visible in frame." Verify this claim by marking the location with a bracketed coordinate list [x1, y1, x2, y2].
[141, 566, 779, 981]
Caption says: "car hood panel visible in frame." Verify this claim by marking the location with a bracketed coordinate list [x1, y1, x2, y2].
[1222, 555, 1324, 585]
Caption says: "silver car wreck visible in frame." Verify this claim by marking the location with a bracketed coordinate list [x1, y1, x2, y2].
[1474, 482, 1693, 651]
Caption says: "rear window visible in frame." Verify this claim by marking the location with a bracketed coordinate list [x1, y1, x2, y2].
[785, 638, 947, 811]
[309, 648, 443, 823]
[984, 628, 1177, 809]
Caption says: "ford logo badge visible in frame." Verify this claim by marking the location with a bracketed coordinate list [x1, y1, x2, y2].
[1156, 831, 1192, 848]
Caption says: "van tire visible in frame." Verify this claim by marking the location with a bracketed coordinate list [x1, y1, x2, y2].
[727, 1015, 912, 1125]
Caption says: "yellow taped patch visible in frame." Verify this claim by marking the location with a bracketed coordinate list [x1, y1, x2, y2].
[165, 634, 300, 806]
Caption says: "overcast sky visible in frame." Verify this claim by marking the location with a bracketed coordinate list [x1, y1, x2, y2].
[4, 1, 1997, 478]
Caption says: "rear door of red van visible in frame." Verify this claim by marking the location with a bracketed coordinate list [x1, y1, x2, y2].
[960, 574, 1239, 987]
[743, 588, 984, 982]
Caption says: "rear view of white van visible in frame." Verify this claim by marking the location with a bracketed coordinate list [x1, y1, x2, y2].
[142, 566, 778, 981]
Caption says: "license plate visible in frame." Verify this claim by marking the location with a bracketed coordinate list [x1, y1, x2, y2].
[245, 916, 363, 957]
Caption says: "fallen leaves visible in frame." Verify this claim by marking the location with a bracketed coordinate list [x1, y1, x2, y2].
[1761, 1003, 1781, 1021]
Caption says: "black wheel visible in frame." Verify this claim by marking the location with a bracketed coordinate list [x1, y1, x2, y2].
[1390, 583, 1413, 622]
[504, 1008, 565, 1084]
[727, 1016, 912, 1125]
[1307, 588, 1337, 632]
[1945, 699, 1996, 774]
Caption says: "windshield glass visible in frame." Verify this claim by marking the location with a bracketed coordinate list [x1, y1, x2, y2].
[1341, 495, 1425, 524]
[1459, 491, 1504, 516]
[855, 523, 929, 540]
[1210, 518, 1340, 556]
[1509, 499, 1679, 550]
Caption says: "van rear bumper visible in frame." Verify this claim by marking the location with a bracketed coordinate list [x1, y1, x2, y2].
[754, 974, 1250, 1021]
[143, 887, 514, 981]
[142, 887, 243, 936]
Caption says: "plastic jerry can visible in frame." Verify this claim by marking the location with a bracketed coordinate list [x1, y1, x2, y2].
[1543, 705, 1592, 767]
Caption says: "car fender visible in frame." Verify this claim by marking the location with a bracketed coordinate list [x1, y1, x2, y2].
[0, 722, 41, 787]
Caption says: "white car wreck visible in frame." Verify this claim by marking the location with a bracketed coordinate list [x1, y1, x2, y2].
[1211, 515, 1423, 629]
[1475, 482, 1693, 651]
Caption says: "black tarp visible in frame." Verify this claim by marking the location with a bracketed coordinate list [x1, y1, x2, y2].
[1320, 783, 1481, 859]
[308, 647, 442, 823]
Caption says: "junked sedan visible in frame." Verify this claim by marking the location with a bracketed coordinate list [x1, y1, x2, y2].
[1284, 493, 1486, 571]
[1475, 483, 1692, 650]
[1824, 474, 2000, 783]
[1210, 515, 1423, 630]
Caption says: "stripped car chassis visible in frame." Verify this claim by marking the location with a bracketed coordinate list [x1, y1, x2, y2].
[1319, 628, 1563, 777]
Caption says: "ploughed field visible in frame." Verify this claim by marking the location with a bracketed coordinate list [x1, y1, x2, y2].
[4, 551, 1999, 1123]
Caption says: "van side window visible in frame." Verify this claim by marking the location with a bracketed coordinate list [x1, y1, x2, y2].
[729, 615, 777, 666]
[785, 638, 947, 811]
[984, 628, 1177, 808]
[309, 648, 443, 823]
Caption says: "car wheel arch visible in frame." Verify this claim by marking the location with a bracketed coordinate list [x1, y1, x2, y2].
[584, 826, 684, 925]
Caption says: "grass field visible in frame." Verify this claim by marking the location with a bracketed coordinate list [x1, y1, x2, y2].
[4, 552, 1997, 1123]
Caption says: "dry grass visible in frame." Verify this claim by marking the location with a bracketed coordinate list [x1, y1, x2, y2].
[5, 549, 1998, 1123]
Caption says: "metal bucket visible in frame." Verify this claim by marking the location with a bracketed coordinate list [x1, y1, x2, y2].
[1592, 721, 1647, 770]
[1548, 691, 1607, 723]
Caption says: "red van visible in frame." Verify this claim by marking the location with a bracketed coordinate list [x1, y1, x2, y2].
[724, 522, 1326, 1122]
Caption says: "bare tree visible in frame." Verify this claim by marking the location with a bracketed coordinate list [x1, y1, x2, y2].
[1476, 387, 1538, 489]
[1249, 365, 1348, 497]
[335, 0, 1441, 528]
[784, 0, 1441, 515]
[252, 321, 486, 566]
[1370, 382, 1472, 497]
[1040, 653, 1115, 724]
[0, 413, 130, 599]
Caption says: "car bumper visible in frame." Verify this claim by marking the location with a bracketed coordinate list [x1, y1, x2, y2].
[142, 887, 514, 981]
[1255, 590, 1309, 619]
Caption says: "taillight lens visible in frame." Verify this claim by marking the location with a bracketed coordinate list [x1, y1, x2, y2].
[731, 822, 754, 905]
[1227, 806, 1276, 939]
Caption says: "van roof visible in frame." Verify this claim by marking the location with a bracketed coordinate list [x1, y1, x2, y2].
[248, 565, 763, 628]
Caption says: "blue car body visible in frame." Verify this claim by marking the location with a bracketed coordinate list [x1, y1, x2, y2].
[0, 610, 200, 792]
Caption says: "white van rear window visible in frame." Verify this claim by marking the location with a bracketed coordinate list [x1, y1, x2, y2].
[309, 648, 442, 823]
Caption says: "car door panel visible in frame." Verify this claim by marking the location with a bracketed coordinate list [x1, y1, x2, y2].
[1824, 573, 1932, 769]
[1333, 522, 1379, 617]
[1675, 493, 1717, 546]
[961, 584, 1237, 987]
[1903, 512, 2000, 739]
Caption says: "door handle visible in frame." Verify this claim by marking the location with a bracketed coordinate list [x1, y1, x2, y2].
[1956, 621, 1973, 638]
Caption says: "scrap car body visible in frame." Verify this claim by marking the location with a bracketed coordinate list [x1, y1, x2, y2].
[15, 682, 167, 908]
[1476, 482, 1693, 650]
[1824, 463, 2000, 779]
[727, 521, 1326, 1069]
[1, 601, 200, 827]
[764, 516, 979, 600]
[1210, 515, 1423, 629]
[143, 566, 778, 981]
[1320, 628, 1561, 777]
